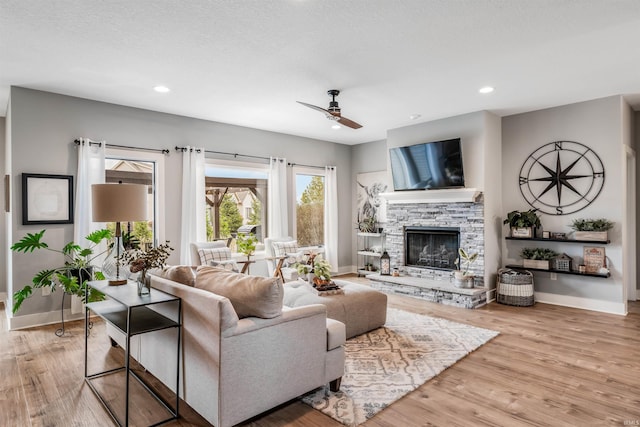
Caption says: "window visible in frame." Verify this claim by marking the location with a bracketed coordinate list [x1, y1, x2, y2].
[293, 168, 325, 247]
[205, 160, 268, 245]
[105, 148, 165, 249]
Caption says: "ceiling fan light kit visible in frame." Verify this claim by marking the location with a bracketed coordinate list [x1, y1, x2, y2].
[297, 89, 363, 129]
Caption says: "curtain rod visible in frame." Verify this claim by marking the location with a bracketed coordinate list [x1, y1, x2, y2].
[74, 139, 170, 154]
[175, 146, 270, 161]
[173, 146, 333, 169]
[288, 162, 334, 170]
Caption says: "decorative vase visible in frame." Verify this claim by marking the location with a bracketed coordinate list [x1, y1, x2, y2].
[137, 270, 150, 296]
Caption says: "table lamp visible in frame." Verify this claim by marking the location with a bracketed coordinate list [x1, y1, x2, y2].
[92, 183, 148, 285]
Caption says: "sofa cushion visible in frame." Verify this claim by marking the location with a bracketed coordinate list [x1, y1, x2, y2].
[151, 265, 197, 287]
[195, 266, 284, 319]
[198, 247, 232, 264]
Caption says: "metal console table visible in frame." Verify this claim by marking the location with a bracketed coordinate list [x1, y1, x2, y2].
[84, 280, 182, 427]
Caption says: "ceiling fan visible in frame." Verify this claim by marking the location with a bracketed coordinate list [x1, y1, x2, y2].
[297, 89, 363, 129]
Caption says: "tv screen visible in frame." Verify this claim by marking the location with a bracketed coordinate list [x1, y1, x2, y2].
[389, 138, 465, 191]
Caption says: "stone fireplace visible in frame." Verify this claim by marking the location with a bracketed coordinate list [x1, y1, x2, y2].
[383, 196, 485, 284]
[368, 195, 487, 308]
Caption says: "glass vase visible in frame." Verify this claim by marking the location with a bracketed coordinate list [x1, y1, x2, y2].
[137, 270, 150, 296]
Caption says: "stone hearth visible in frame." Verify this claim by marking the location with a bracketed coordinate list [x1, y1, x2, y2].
[367, 274, 487, 309]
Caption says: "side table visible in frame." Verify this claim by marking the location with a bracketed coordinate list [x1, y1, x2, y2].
[84, 280, 182, 427]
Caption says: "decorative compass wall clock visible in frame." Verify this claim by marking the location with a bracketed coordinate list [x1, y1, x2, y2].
[518, 141, 605, 215]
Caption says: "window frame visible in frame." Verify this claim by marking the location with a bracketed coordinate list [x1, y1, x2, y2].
[205, 158, 269, 241]
[105, 148, 166, 246]
[291, 165, 326, 247]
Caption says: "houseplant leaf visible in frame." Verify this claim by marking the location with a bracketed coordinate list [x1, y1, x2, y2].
[10, 230, 48, 253]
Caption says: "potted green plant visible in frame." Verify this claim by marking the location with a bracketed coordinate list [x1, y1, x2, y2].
[312, 255, 332, 286]
[453, 248, 478, 288]
[569, 218, 613, 241]
[10, 229, 112, 314]
[503, 209, 542, 238]
[358, 216, 377, 233]
[520, 247, 558, 270]
[237, 233, 257, 260]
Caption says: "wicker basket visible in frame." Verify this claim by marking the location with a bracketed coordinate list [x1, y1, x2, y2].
[496, 268, 534, 306]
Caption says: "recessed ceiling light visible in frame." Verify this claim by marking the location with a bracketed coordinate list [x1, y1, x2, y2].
[331, 124, 341, 130]
[409, 114, 421, 120]
[153, 85, 170, 93]
[479, 86, 494, 94]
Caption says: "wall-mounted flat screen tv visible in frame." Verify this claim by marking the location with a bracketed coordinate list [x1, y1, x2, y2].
[389, 138, 465, 191]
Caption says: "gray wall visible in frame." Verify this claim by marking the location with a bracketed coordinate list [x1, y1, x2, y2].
[7, 87, 353, 318]
[386, 111, 502, 288]
[350, 139, 387, 269]
[0, 116, 5, 296]
[502, 96, 625, 304]
[636, 110, 640, 294]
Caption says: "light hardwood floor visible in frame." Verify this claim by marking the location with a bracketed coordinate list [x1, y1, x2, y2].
[2, 275, 639, 427]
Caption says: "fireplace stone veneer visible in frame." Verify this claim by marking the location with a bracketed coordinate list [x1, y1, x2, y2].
[385, 200, 485, 285]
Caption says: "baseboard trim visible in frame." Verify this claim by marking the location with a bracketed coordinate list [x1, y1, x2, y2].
[535, 292, 626, 316]
[8, 308, 84, 331]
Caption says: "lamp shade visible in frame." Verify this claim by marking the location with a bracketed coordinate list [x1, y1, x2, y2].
[92, 184, 148, 222]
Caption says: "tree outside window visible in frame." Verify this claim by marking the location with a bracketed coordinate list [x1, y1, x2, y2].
[296, 175, 324, 246]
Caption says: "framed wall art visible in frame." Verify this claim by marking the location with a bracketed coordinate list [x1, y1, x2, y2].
[583, 246, 606, 274]
[22, 173, 74, 225]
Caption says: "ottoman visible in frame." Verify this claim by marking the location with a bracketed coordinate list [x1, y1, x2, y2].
[283, 279, 387, 339]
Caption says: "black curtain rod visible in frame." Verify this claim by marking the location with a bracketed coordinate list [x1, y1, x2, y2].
[172, 146, 332, 169]
[74, 139, 170, 154]
[175, 146, 270, 162]
[288, 162, 334, 170]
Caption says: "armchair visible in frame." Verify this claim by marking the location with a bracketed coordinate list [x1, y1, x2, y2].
[264, 236, 300, 282]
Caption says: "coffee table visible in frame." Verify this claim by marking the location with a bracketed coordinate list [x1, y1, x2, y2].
[283, 279, 387, 339]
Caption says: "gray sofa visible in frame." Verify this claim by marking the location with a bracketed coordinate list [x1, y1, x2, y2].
[107, 267, 345, 427]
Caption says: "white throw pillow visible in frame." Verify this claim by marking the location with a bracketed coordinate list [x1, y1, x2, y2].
[198, 247, 232, 264]
[272, 240, 299, 258]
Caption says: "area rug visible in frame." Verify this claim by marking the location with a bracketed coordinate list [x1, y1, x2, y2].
[301, 308, 499, 426]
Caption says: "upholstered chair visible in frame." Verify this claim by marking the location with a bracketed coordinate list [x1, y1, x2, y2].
[264, 237, 300, 282]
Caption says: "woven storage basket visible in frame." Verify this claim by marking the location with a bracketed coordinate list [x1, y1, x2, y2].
[496, 268, 534, 306]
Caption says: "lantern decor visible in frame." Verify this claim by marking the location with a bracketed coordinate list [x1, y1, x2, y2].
[380, 251, 391, 275]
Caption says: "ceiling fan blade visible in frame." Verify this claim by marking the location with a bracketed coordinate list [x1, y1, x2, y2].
[297, 101, 331, 115]
[336, 115, 363, 129]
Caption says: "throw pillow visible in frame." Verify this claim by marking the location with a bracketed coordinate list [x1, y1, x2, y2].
[156, 265, 197, 287]
[209, 259, 240, 272]
[195, 266, 284, 319]
[271, 240, 299, 258]
[198, 247, 232, 265]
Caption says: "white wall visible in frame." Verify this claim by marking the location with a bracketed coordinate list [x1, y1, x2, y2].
[502, 96, 626, 313]
[7, 87, 353, 322]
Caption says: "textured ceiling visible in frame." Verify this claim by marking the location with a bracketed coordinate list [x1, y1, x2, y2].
[2, 1, 640, 145]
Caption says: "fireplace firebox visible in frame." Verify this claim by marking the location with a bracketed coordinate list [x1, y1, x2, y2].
[404, 226, 460, 270]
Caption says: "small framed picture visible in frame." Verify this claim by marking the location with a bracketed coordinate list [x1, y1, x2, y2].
[22, 173, 74, 225]
[542, 231, 550, 238]
[550, 232, 566, 240]
[583, 246, 606, 273]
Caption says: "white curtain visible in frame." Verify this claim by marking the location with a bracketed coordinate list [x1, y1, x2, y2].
[267, 157, 288, 238]
[324, 166, 339, 271]
[180, 147, 206, 264]
[74, 138, 106, 244]
[73, 138, 105, 313]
